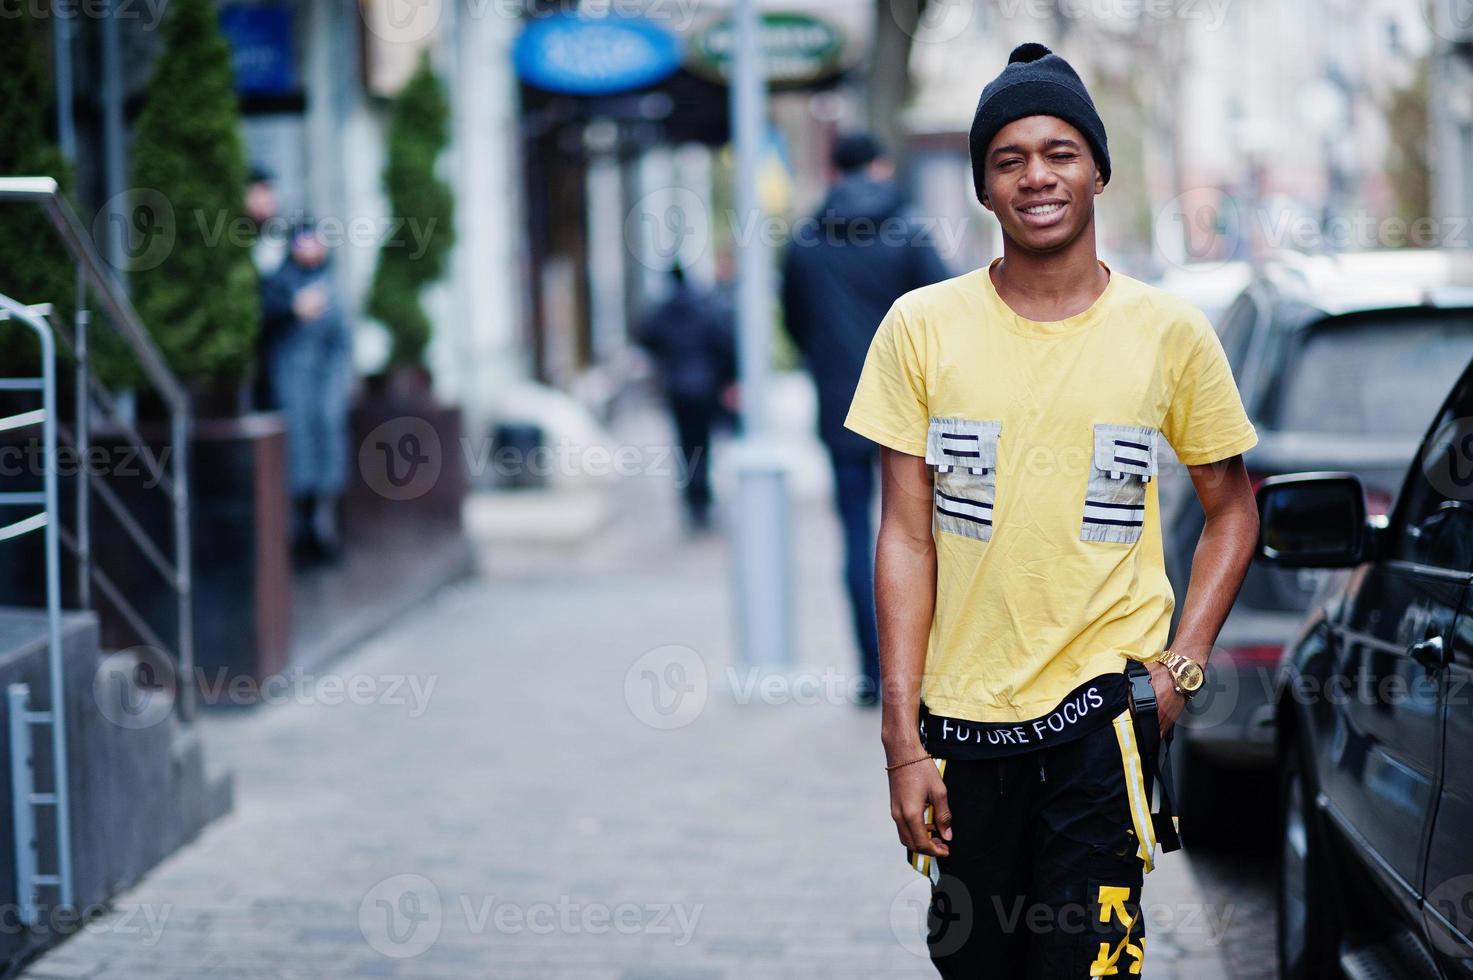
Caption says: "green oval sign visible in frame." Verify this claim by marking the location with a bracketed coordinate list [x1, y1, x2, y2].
[690, 12, 846, 87]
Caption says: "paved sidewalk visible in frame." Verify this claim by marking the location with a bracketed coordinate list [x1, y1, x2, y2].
[18, 392, 1233, 978]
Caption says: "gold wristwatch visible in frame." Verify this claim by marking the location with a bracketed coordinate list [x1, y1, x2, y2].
[1157, 648, 1206, 699]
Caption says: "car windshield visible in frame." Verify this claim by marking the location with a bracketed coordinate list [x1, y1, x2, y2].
[1263, 310, 1473, 437]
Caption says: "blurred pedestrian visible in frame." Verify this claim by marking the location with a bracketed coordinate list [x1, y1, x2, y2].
[780, 132, 952, 706]
[845, 44, 1260, 976]
[634, 261, 737, 532]
[261, 218, 354, 563]
[244, 164, 286, 277]
[245, 164, 287, 411]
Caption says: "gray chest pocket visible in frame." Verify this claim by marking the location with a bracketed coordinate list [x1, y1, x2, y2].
[926, 417, 1002, 542]
[1080, 423, 1157, 544]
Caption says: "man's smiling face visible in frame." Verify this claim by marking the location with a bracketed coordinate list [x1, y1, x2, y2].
[980, 115, 1104, 253]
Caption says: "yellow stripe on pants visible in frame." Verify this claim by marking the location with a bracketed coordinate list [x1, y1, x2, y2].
[1111, 710, 1157, 875]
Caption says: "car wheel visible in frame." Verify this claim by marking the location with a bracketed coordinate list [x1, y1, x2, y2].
[1277, 738, 1339, 979]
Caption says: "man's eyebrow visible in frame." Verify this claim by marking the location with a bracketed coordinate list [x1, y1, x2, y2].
[990, 138, 1082, 159]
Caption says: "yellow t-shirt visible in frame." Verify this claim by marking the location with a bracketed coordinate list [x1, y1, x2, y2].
[844, 257, 1258, 725]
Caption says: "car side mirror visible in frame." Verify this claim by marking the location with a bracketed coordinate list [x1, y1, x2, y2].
[1256, 472, 1369, 567]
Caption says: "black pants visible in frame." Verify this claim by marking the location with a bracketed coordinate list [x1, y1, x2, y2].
[827, 445, 880, 692]
[927, 710, 1161, 978]
[668, 394, 715, 520]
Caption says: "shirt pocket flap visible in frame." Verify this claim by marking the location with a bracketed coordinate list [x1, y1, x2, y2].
[926, 417, 1002, 471]
[1093, 424, 1157, 480]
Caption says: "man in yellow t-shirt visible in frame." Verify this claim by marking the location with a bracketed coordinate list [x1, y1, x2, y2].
[846, 43, 1261, 978]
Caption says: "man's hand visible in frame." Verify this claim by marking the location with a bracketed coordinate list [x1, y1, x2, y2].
[293, 284, 329, 321]
[889, 756, 951, 858]
[1147, 660, 1186, 738]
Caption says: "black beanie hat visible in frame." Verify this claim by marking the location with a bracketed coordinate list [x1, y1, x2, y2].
[831, 132, 885, 174]
[968, 42, 1110, 204]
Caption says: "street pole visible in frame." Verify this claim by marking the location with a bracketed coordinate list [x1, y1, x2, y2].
[729, 0, 792, 670]
[52, 1, 76, 164]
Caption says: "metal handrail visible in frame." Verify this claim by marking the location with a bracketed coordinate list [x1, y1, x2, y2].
[0, 178, 186, 410]
[0, 176, 194, 721]
[0, 292, 76, 919]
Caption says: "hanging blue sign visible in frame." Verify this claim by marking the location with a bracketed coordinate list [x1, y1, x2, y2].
[514, 14, 683, 96]
[219, 5, 296, 95]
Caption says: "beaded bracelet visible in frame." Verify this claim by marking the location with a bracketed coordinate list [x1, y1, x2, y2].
[884, 753, 933, 772]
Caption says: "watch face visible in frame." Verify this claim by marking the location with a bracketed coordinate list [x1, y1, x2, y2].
[1175, 660, 1205, 692]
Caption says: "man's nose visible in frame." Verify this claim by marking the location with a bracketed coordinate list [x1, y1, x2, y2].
[1019, 155, 1055, 190]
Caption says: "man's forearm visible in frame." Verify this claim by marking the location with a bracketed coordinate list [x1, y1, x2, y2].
[1172, 503, 1259, 664]
[876, 525, 936, 758]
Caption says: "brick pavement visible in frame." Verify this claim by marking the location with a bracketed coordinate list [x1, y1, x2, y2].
[17, 393, 1236, 979]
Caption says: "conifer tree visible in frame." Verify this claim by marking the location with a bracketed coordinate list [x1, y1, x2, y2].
[367, 53, 456, 368]
[129, 0, 259, 383]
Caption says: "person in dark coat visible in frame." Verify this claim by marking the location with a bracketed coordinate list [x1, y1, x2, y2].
[635, 262, 738, 532]
[261, 218, 354, 562]
[780, 132, 953, 704]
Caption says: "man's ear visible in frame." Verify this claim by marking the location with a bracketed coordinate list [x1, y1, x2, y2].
[979, 182, 994, 212]
[1093, 167, 1105, 196]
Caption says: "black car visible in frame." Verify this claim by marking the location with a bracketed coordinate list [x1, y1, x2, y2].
[1259, 352, 1473, 979]
[1162, 249, 1473, 844]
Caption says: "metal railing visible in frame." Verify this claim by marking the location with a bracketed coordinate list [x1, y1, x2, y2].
[0, 177, 194, 721]
[0, 294, 74, 923]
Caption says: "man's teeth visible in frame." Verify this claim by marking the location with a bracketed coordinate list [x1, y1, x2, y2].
[1020, 203, 1063, 215]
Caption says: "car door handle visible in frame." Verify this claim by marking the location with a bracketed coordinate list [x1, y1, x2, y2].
[1408, 634, 1448, 671]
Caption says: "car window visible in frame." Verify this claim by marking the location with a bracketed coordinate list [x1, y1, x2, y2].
[1393, 358, 1473, 569]
[1261, 311, 1473, 438]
